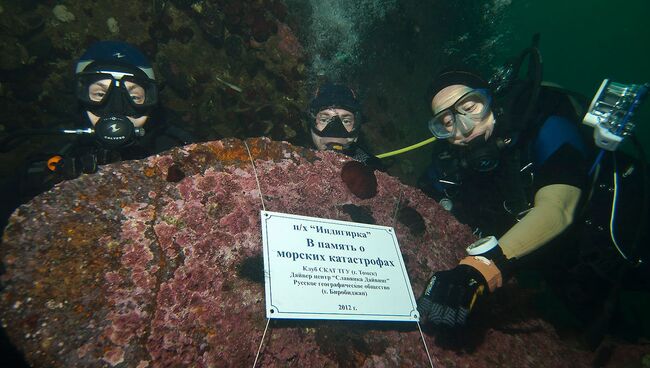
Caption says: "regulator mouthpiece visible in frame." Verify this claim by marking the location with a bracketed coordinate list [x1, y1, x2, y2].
[94, 116, 145, 148]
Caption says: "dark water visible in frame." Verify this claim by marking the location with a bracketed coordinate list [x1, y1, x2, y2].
[501, 0, 650, 159]
[504, 0, 650, 95]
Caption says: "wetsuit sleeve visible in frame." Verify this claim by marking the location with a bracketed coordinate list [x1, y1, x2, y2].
[499, 183, 581, 259]
[499, 115, 589, 259]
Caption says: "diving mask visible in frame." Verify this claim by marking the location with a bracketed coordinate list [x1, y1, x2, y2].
[428, 89, 492, 139]
[312, 110, 359, 138]
[75, 65, 157, 148]
[75, 69, 158, 118]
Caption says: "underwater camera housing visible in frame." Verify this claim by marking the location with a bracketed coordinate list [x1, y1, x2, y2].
[582, 79, 649, 151]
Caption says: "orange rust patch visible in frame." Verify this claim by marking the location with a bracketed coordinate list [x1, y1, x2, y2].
[64, 223, 93, 248]
[143, 166, 157, 178]
[182, 138, 314, 172]
[4, 254, 16, 266]
[33, 281, 43, 292]
[74, 304, 85, 314]
[204, 142, 249, 163]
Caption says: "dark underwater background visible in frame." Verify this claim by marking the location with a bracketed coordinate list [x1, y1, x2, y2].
[1, 0, 649, 366]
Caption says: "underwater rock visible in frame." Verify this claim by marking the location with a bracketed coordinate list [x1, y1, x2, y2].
[106, 17, 119, 34]
[0, 7, 44, 38]
[224, 35, 245, 59]
[175, 26, 194, 44]
[52, 5, 75, 23]
[276, 22, 304, 59]
[196, 3, 225, 47]
[157, 59, 194, 98]
[283, 123, 297, 138]
[0, 36, 31, 71]
[251, 14, 277, 43]
[1, 138, 635, 367]
[138, 39, 158, 58]
[148, 20, 173, 44]
[24, 34, 53, 62]
[169, 0, 194, 10]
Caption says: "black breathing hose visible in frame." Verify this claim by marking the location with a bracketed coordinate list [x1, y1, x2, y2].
[627, 136, 649, 265]
[0, 128, 91, 153]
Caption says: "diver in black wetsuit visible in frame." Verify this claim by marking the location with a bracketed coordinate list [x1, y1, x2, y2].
[0, 41, 194, 232]
[416, 41, 650, 345]
[307, 83, 383, 170]
[0, 39, 195, 368]
[414, 38, 594, 323]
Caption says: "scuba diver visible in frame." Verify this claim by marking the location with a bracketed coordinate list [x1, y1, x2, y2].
[416, 36, 649, 345]
[0, 40, 194, 232]
[307, 82, 383, 170]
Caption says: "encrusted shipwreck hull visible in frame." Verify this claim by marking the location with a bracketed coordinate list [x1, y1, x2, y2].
[0, 138, 635, 367]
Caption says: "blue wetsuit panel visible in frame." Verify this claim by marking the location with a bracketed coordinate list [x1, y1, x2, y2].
[532, 115, 587, 168]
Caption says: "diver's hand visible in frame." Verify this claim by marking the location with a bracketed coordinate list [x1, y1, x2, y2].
[417, 264, 487, 327]
[47, 153, 98, 179]
[418, 240, 509, 327]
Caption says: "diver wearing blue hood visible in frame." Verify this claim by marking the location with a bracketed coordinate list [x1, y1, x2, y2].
[0, 41, 193, 231]
[74, 40, 160, 147]
[308, 83, 382, 170]
[417, 62, 592, 327]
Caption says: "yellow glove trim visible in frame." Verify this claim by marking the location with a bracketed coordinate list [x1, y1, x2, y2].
[469, 284, 486, 310]
[499, 184, 581, 259]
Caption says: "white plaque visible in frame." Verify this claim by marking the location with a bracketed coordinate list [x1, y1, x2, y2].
[261, 210, 419, 322]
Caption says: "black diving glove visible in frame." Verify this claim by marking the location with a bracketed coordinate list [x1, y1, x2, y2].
[417, 264, 488, 327]
[48, 153, 98, 179]
[418, 238, 510, 327]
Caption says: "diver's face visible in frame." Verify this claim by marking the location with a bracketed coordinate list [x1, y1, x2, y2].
[431, 84, 495, 145]
[86, 79, 149, 127]
[311, 108, 358, 151]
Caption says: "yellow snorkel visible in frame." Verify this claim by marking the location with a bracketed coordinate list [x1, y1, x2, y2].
[376, 136, 438, 159]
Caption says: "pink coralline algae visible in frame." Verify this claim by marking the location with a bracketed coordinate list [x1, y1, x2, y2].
[0, 138, 647, 367]
[276, 22, 304, 59]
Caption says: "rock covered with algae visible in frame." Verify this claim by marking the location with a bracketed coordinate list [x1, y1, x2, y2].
[0, 138, 643, 367]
